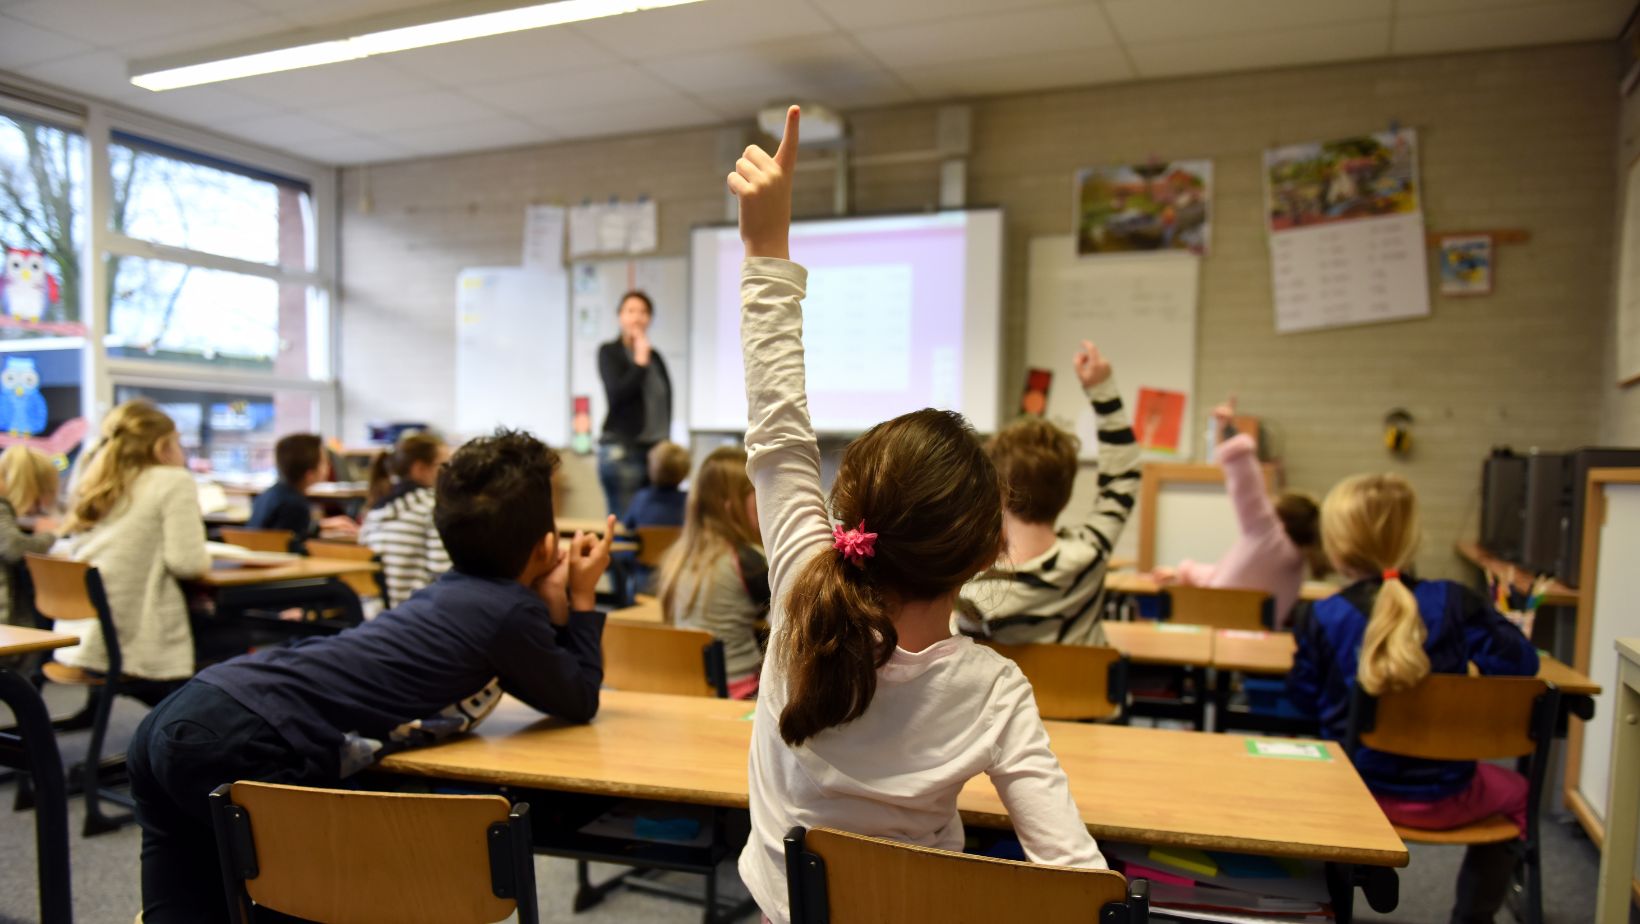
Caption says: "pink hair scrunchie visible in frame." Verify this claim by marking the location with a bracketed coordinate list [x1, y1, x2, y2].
[832, 521, 878, 568]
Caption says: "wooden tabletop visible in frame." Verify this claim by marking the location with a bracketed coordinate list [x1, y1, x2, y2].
[0, 625, 77, 658]
[1534, 654, 1603, 697]
[610, 597, 664, 625]
[1212, 630, 1298, 674]
[556, 516, 633, 538]
[1453, 540, 1578, 607]
[1105, 572, 1336, 602]
[379, 690, 1407, 868]
[203, 508, 252, 526]
[193, 557, 381, 588]
[1102, 621, 1214, 666]
[307, 482, 368, 501]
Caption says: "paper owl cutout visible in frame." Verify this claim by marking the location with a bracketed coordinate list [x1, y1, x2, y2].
[0, 357, 47, 437]
[2, 248, 60, 323]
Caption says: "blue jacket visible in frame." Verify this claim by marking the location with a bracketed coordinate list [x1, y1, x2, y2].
[622, 485, 686, 531]
[1287, 577, 1538, 800]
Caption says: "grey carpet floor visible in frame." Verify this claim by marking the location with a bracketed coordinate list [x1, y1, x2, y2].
[0, 690, 1632, 923]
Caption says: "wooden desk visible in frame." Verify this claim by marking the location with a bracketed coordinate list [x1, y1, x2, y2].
[557, 516, 633, 538]
[1102, 621, 1213, 666]
[1212, 630, 1297, 674]
[379, 690, 1407, 870]
[307, 482, 368, 501]
[203, 508, 251, 526]
[610, 597, 664, 625]
[194, 557, 380, 589]
[1536, 654, 1605, 698]
[1596, 638, 1640, 923]
[0, 625, 76, 658]
[1105, 572, 1336, 602]
[1454, 540, 1578, 608]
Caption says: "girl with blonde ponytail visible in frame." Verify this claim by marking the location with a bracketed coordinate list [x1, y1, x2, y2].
[1288, 473, 1539, 923]
[727, 107, 1105, 924]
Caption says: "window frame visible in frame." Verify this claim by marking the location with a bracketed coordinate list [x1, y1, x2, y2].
[2, 77, 339, 448]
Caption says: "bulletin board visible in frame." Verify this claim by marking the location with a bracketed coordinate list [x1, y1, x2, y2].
[1025, 236, 1200, 460]
[567, 256, 691, 446]
[1616, 154, 1640, 387]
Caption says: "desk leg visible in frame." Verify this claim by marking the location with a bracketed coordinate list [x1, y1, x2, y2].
[1327, 862, 1399, 923]
[0, 667, 72, 923]
[1595, 667, 1640, 924]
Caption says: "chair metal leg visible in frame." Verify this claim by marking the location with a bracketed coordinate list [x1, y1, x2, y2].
[0, 668, 72, 923]
[81, 684, 133, 836]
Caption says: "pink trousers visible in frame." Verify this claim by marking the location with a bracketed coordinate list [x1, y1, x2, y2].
[1375, 762, 1528, 835]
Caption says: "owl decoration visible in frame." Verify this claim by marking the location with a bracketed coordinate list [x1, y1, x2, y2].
[0, 357, 47, 437]
[2, 247, 59, 323]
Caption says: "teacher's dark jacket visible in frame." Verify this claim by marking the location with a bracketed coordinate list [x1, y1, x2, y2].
[598, 340, 672, 445]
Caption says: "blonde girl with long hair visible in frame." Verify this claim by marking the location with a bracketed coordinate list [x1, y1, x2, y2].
[0, 446, 62, 643]
[55, 401, 210, 697]
[1287, 473, 1538, 923]
[656, 446, 769, 699]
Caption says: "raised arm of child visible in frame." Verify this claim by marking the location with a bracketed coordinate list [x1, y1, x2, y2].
[1066, 343, 1139, 557]
[729, 107, 835, 620]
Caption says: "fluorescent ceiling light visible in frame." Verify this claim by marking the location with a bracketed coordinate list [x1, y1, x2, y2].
[131, 0, 706, 91]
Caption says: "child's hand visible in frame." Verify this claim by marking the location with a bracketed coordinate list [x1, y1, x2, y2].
[1151, 566, 1179, 586]
[1211, 395, 1237, 431]
[31, 515, 58, 534]
[321, 515, 358, 537]
[727, 105, 799, 260]
[567, 515, 618, 612]
[536, 546, 570, 626]
[1072, 340, 1112, 388]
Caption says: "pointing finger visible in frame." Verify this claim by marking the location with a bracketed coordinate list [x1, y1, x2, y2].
[773, 105, 800, 172]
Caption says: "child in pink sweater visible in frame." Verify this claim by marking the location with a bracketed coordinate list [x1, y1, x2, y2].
[1154, 399, 1324, 628]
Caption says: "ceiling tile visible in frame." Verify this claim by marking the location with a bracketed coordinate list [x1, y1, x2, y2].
[389, 115, 555, 156]
[854, 5, 1117, 69]
[1128, 19, 1391, 79]
[384, 27, 617, 86]
[569, 0, 836, 60]
[537, 96, 723, 141]
[892, 47, 1132, 99]
[121, 85, 283, 124]
[254, 0, 447, 29]
[1104, 0, 1393, 45]
[292, 133, 413, 165]
[313, 90, 506, 133]
[228, 58, 431, 106]
[14, 50, 148, 102]
[120, 14, 293, 61]
[217, 112, 357, 147]
[644, 33, 913, 113]
[6, 0, 266, 46]
[465, 63, 690, 116]
[0, 14, 92, 68]
[808, 0, 1060, 30]
[1392, 1, 1633, 54]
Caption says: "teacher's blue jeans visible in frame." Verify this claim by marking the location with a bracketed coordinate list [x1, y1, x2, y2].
[598, 442, 649, 519]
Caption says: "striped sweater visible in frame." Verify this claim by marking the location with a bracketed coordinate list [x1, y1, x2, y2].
[956, 379, 1140, 645]
[358, 483, 450, 607]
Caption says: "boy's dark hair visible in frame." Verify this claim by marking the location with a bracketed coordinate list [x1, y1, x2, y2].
[275, 434, 324, 485]
[985, 419, 1080, 524]
[434, 429, 560, 579]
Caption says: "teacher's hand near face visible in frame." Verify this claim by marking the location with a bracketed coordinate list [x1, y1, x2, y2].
[632, 328, 651, 367]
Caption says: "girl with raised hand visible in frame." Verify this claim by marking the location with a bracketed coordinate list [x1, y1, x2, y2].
[728, 107, 1106, 924]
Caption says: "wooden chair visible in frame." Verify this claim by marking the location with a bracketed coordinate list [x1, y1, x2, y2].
[601, 621, 728, 698]
[784, 826, 1150, 923]
[1346, 674, 1560, 924]
[219, 527, 295, 554]
[633, 525, 682, 570]
[25, 553, 134, 836]
[305, 539, 389, 606]
[609, 593, 665, 625]
[1161, 585, 1271, 631]
[210, 782, 537, 924]
[981, 642, 1128, 723]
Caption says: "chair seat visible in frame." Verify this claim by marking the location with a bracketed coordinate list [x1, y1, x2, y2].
[1393, 815, 1519, 845]
[42, 662, 105, 686]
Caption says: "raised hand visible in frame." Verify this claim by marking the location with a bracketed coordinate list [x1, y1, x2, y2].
[1212, 395, 1237, 430]
[567, 515, 619, 612]
[1072, 340, 1112, 388]
[726, 105, 799, 260]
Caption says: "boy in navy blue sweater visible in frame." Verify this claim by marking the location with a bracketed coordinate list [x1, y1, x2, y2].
[128, 430, 615, 923]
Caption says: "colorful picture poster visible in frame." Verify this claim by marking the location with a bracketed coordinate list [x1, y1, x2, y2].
[1134, 387, 1187, 455]
[1264, 128, 1430, 334]
[1075, 160, 1211, 257]
[1438, 234, 1493, 296]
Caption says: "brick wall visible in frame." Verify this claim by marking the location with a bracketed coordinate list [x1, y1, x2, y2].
[340, 43, 1616, 577]
[1603, 59, 1640, 445]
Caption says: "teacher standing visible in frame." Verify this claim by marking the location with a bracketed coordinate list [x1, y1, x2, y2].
[597, 290, 673, 518]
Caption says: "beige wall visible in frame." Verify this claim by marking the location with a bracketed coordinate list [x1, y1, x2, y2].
[1604, 65, 1640, 445]
[340, 43, 1617, 576]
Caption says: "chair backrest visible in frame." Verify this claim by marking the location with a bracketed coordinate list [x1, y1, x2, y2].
[24, 554, 99, 623]
[981, 642, 1127, 722]
[220, 527, 295, 554]
[305, 540, 385, 600]
[1162, 585, 1270, 631]
[210, 782, 536, 924]
[785, 826, 1144, 924]
[1348, 673, 1555, 762]
[633, 525, 682, 569]
[601, 621, 727, 697]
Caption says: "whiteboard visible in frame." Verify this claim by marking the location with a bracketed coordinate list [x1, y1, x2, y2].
[454, 267, 568, 443]
[1025, 238, 1199, 460]
[1617, 155, 1640, 385]
[568, 257, 690, 445]
[1577, 483, 1640, 822]
[1155, 482, 1241, 569]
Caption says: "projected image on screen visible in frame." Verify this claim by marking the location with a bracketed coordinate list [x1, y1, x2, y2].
[690, 210, 1002, 434]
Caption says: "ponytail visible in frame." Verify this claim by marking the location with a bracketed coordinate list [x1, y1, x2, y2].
[366, 451, 393, 508]
[777, 551, 897, 746]
[1357, 576, 1430, 694]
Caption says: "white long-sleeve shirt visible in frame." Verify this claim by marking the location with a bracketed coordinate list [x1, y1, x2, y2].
[55, 465, 210, 680]
[735, 258, 1105, 923]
